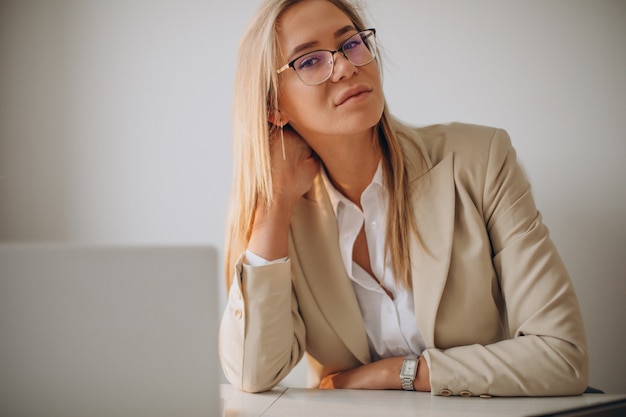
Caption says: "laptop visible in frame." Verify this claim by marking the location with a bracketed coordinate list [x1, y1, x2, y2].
[0, 244, 220, 417]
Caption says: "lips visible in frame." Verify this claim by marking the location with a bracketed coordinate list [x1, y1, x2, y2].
[335, 85, 372, 106]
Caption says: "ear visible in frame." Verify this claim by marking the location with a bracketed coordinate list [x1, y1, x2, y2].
[268, 109, 289, 127]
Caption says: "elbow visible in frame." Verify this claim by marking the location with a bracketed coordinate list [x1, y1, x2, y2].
[568, 349, 590, 395]
[221, 360, 281, 394]
[567, 337, 590, 395]
[241, 381, 278, 394]
[549, 339, 590, 396]
[227, 373, 280, 394]
[561, 365, 589, 396]
[238, 366, 281, 393]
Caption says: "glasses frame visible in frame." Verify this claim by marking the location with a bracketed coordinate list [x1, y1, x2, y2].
[276, 28, 377, 86]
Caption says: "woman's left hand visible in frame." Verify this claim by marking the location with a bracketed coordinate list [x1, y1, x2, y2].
[319, 356, 430, 391]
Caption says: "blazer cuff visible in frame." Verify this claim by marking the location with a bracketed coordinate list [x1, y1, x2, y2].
[244, 249, 289, 266]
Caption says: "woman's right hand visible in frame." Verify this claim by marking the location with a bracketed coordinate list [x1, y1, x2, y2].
[269, 124, 320, 205]
[246, 124, 320, 261]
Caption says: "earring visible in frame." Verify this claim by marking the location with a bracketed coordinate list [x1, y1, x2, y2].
[280, 123, 286, 160]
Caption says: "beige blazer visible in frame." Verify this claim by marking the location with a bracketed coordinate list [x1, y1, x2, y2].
[219, 123, 588, 396]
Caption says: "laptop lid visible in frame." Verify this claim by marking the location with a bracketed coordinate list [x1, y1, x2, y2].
[0, 244, 219, 417]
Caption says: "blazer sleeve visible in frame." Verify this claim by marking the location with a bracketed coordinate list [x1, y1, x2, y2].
[218, 254, 306, 392]
[423, 129, 589, 396]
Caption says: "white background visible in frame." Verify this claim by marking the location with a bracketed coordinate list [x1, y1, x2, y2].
[1, 0, 624, 393]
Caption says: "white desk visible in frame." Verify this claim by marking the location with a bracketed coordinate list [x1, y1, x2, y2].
[221, 384, 626, 417]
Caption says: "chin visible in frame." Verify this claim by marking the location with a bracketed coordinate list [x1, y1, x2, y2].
[343, 108, 384, 134]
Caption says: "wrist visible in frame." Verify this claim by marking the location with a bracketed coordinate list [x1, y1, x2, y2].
[248, 196, 294, 261]
[398, 354, 430, 392]
[258, 193, 297, 220]
[415, 355, 430, 391]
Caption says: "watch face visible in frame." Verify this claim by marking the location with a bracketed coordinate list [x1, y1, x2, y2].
[401, 360, 416, 376]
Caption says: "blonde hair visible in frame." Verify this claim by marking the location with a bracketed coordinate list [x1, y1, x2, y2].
[225, 0, 424, 289]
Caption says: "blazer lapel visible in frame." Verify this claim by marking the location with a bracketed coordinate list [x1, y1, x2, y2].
[408, 148, 456, 348]
[290, 177, 371, 364]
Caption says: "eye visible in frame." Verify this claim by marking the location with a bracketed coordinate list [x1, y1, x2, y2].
[295, 52, 325, 71]
[342, 38, 363, 51]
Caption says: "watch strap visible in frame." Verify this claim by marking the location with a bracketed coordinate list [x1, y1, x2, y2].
[402, 377, 416, 391]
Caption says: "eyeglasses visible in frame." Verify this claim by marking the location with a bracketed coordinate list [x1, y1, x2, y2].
[277, 29, 377, 86]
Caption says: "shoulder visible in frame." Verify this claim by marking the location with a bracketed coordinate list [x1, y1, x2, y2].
[398, 122, 519, 197]
[413, 122, 513, 167]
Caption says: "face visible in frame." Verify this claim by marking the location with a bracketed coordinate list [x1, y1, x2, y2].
[275, 0, 385, 148]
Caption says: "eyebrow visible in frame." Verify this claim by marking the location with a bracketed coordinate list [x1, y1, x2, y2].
[288, 25, 357, 59]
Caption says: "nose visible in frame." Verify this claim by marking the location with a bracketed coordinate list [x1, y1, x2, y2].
[330, 51, 357, 82]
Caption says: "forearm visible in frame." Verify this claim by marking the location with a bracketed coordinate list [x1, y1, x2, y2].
[424, 334, 587, 397]
[219, 258, 306, 393]
[320, 356, 430, 391]
[247, 125, 319, 261]
[247, 196, 295, 261]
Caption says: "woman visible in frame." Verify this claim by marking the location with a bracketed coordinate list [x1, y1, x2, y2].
[219, 0, 588, 396]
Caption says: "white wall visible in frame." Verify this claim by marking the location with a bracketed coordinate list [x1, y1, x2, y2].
[1, 0, 624, 393]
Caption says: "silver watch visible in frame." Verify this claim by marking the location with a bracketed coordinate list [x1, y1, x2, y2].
[399, 354, 419, 391]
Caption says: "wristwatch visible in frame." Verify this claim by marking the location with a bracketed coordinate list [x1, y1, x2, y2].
[399, 354, 419, 391]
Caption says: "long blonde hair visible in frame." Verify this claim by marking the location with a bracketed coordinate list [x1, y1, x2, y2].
[225, 0, 424, 289]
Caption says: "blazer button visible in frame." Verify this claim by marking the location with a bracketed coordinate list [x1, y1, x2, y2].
[439, 389, 453, 396]
[234, 308, 243, 319]
[460, 390, 472, 397]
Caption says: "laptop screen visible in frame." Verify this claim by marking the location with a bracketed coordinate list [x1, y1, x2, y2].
[0, 244, 219, 417]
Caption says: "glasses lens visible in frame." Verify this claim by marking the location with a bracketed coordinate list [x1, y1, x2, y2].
[293, 51, 333, 85]
[342, 30, 376, 66]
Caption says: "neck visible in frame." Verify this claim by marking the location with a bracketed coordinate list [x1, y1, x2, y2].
[316, 129, 381, 207]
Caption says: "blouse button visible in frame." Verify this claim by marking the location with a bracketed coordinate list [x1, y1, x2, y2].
[234, 308, 243, 319]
